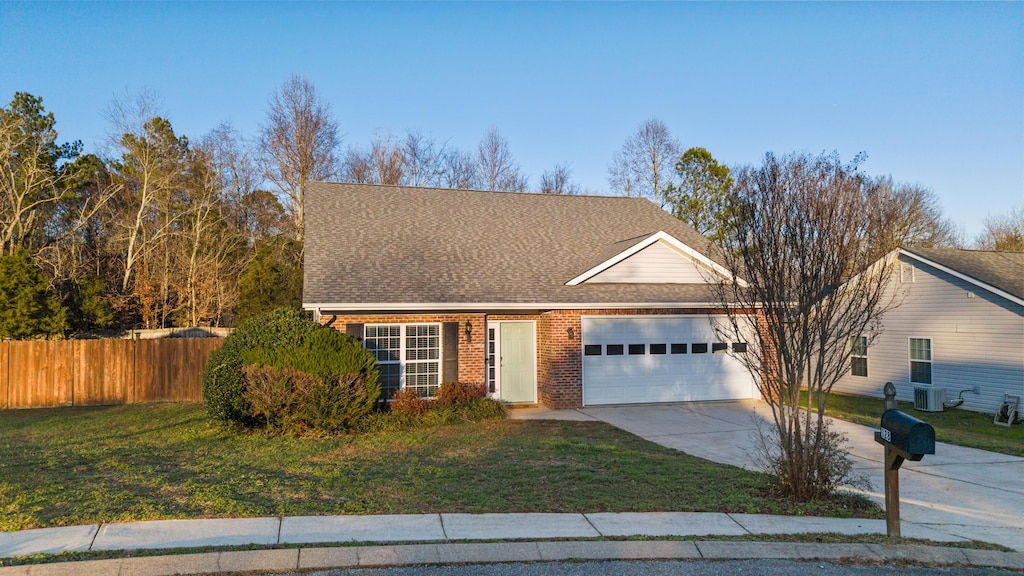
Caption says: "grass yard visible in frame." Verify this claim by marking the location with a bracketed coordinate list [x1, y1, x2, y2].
[0, 404, 879, 531]
[822, 392, 1024, 457]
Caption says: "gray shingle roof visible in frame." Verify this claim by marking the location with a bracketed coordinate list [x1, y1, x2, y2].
[303, 182, 727, 308]
[905, 246, 1024, 301]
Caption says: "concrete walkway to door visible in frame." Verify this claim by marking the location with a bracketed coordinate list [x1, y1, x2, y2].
[511, 400, 1024, 551]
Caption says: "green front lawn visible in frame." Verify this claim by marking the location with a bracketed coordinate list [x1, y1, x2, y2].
[822, 392, 1024, 457]
[0, 404, 879, 531]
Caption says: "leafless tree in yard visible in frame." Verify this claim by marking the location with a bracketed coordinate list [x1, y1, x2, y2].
[977, 206, 1024, 251]
[607, 118, 680, 206]
[401, 130, 442, 187]
[0, 92, 80, 256]
[475, 126, 528, 192]
[369, 129, 406, 185]
[711, 151, 908, 500]
[204, 123, 261, 239]
[438, 147, 476, 190]
[105, 92, 188, 306]
[866, 177, 961, 254]
[539, 163, 581, 195]
[340, 145, 374, 184]
[258, 74, 340, 242]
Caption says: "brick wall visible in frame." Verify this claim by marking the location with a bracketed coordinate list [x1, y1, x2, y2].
[322, 313, 487, 387]
[321, 308, 751, 409]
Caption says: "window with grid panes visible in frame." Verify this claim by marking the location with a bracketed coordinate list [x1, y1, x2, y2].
[364, 324, 441, 399]
[850, 336, 868, 377]
[909, 338, 931, 384]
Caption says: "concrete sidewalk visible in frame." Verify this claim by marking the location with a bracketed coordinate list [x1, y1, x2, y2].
[2, 512, 1023, 575]
[2, 539, 1023, 576]
[524, 400, 1024, 551]
[0, 511, 966, 558]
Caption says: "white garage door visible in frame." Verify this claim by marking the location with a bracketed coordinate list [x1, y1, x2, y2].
[582, 316, 756, 406]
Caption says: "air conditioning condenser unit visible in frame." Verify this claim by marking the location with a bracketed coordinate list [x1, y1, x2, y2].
[914, 386, 946, 412]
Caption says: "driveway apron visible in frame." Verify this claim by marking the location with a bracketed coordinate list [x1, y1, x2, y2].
[578, 401, 1024, 551]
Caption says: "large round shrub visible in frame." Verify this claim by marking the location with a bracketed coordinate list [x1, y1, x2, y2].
[203, 308, 380, 428]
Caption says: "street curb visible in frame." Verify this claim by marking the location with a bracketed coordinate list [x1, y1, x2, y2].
[1, 540, 1022, 575]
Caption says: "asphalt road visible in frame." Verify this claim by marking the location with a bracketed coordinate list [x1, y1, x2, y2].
[252, 559, 1022, 576]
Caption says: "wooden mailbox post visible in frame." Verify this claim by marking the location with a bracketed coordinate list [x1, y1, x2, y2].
[873, 381, 936, 538]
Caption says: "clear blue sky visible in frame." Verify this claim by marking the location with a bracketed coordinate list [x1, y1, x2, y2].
[2, 2, 1021, 240]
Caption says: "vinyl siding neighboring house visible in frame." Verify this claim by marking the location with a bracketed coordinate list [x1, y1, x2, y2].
[832, 247, 1024, 415]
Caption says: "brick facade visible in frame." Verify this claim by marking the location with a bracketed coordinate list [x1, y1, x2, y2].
[320, 308, 745, 409]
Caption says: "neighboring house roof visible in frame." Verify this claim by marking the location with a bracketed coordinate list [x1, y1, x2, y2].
[303, 182, 732, 310]
[901, 246, 1024, 306]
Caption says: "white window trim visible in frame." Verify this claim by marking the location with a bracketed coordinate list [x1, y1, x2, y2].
[900, 262, 916, 283]
[908, 337, 932, 385]
[851, 335, 868, 378]
[365, 323, 442, 397]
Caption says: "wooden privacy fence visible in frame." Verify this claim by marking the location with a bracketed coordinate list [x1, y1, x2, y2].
[0, 338, 223, 409]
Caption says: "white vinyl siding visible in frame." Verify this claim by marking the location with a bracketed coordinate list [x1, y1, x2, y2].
[585, 241, 712, 284]
[833, 254, 1024, 414]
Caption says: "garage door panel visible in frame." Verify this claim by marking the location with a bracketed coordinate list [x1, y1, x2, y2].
[582, 317, 755, 406]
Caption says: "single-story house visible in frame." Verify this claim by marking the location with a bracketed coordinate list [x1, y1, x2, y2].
[832, 247, 1024, 415]
[302, 182, 757, 409]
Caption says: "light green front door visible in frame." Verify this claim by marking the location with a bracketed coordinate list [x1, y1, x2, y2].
[499, 322, 536, 403]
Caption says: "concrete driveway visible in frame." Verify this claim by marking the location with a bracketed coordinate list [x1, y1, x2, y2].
[516, 401, 1024, 551]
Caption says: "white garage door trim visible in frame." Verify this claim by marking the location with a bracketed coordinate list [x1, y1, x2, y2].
[581, 315, 756, 406]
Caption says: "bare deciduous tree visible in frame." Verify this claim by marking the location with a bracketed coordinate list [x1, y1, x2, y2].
[105, 92, 187, 302]
[438, 147, 476, 190]
[712, 151, 907, 500]
[369, 129, 405, 185]
[0, 92, 79, 256]
[475, 126, 528, 192]
[340, 146, 374, 184]
[867, 177, 961, 254]
[401, 130, 442, 187]
[258, 74, 339, 242]
[977, 206, 1024, 251]
[607, 118, 680, 206]
[539, 163, 580, 195]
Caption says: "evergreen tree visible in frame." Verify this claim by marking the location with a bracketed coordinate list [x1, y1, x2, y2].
[0, 251, 68, 339]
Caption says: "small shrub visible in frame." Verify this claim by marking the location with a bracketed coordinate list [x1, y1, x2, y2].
[435, 382, 486, 407]
[296, 373, 372, 432]
[355, 396, 507, 433]
[242, 365, 375, 435]
[390, 388, 431, 417]
[242, 364, 316, 433]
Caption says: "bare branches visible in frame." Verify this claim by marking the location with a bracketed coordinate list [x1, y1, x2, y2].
[711, 151, 906, 499]
[0, 92, 80, 256]
[475, 126, 528, 192]
[437, 147, 477, 190]
[539, 163, 580, 195]
[607, 118, 680, 205]
[977, 206, 1024, 251]
[258, 74, 340, 242]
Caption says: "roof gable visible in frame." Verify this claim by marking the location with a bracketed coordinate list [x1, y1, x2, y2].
[567, 231, 742, 286]
[901, 247, 1024, 306]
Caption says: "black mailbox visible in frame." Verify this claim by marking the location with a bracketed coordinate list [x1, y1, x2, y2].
[875, 409, 935, 460]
